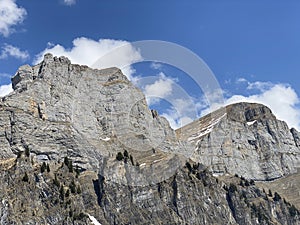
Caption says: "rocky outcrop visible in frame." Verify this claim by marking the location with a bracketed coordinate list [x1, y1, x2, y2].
[177, 102, 300, 181]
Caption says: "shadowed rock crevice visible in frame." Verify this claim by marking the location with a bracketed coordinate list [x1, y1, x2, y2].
[93, 178, 102, 207]
[291, 128, 300, 147]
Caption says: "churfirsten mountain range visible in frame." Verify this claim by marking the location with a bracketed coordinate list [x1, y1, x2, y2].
[0, 54, 299, 224]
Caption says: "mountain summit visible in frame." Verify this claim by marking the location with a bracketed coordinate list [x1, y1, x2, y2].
[177, 102, 300, 181]
[0, 55, 299, 224]
[2, 53, 188, 177]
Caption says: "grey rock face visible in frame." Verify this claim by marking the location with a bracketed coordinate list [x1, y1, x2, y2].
[178, 102, 300, 181]
[1, 53, 190, 184]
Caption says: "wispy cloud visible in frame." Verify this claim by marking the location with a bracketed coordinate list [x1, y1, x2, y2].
[150, 62, 162, 70]
[34, 37, 142, 80]
[0, 0, 27, 37]
[62, 0, 76, 6]
[236, 77, 273, 91]
[0, 44, 29, 60]
[0, 72, 11, 80]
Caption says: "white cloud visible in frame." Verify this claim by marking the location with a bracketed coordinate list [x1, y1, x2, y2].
[161, 110, 194, 129]
[63, 0, 76, 6]
[236, 77, 248, 84]
[0, 83, 13, 97]
[0, 44, 29, 60]
[143, 72, 174, 105]
[161, 95, 202, 129]
[140, 72, 197, 129]
[236, 77, 273, 91]
[246, 81, 273, 91]
[201, 80, 300, 130]
[34, 37, 142, 80]
[0, 0, 27, 37]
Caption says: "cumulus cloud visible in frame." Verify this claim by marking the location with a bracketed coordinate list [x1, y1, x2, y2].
[201, 80, 300, 130]
[0, 83, 13, 97]
[139, 72, 197, 129]
[34, 37, 142, 80]
[0, 0, 27, 37]
[0, 44, 29, 60]
[143, 72, 175, 105]
[62, 0, 76, 6]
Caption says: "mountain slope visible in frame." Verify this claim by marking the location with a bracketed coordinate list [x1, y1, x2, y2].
[257, 169, 300, 209]
[0, 155, 299, 224]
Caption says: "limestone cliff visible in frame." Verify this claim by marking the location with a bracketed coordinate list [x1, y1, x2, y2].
[1, 53, 190, 185]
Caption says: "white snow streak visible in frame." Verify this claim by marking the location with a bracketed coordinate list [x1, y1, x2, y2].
[88, 214, 102, 225]
[100, 137, 111, 141]
[187, 113, 227, 142]
[246, 120, 257, 126]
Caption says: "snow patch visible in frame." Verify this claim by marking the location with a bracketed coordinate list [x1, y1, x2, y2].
[139, 163, 146, 168]
[247, 120, 257, 126]
[88, 214, 102, 225]
[100, 137, 110, 141]
[187, 113, 227, 141]
[212, 172, 224, 177]
[153, 159, 163, 163]
[188, 127, 213, 141]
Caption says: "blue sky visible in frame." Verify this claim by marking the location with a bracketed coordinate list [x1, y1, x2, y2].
[1, 0, 300, 129]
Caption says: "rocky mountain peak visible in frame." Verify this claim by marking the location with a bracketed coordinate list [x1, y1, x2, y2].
[178, 102, 300, 181]
[1, 54, 190, 185]
[12, 53, 73, 92]
[226, 102, 275, 123]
